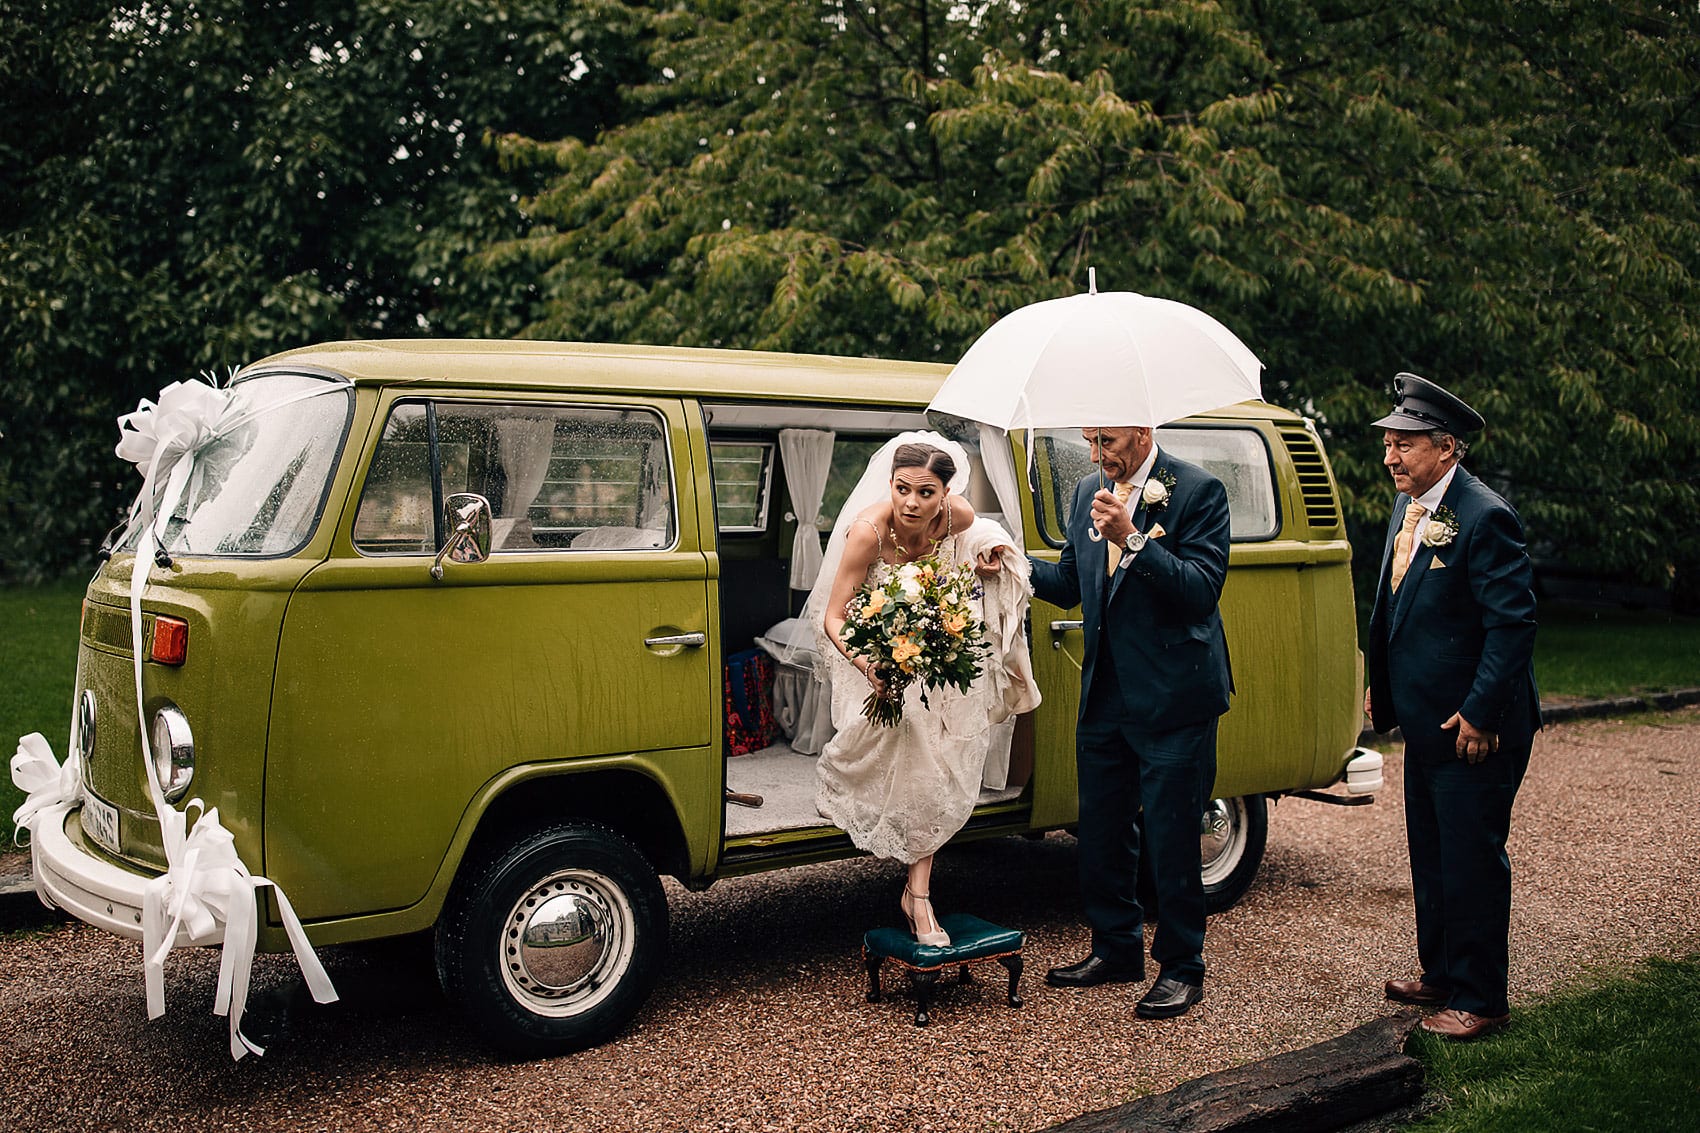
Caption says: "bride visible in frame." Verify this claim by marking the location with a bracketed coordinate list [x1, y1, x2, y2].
[803, 431, 1040, 947]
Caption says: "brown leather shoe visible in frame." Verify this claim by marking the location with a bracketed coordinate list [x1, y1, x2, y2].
[1420, 1008, 1509, 1040]
[1385, 978, 1449, 1006]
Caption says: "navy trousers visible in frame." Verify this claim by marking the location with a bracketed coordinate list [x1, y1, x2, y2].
[1403, 738, 1530, 1017]
[1076, 650, 1217, 984]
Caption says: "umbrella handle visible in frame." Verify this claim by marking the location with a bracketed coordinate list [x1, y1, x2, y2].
[1086, 431, 1106, 541]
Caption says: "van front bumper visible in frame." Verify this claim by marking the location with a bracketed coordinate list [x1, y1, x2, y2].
[28, 801, 214, 948]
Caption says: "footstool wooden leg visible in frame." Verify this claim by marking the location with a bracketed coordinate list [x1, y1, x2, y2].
[910, 969, 938, 1026]
[959, 963, 973, 984]
[999, 954, 1024, 1008]
[866, 955, 884, 1004]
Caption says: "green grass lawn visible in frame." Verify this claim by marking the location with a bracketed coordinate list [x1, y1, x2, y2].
[1409, 955, 1700, 1132]
[1, 579, 84, 748]
[1, 579, 85, 840]
[1533, 602, 1700, 699]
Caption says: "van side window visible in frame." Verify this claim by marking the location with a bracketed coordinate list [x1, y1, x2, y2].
[354, 401, 676, 554]
[1031, 426, 1279, 546]
[353, 403, 434, 552]
[710, 441, 775, 532]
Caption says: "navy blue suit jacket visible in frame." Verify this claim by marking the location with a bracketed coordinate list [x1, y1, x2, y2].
[1365, 466, 1541, 755]
[1030, 449, 1233, 729]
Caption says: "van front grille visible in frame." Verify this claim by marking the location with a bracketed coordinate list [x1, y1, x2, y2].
[1277, 426, 1341, 530]
[81, 600, 141, 656]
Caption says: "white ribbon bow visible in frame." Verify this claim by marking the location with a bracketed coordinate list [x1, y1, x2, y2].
[114, 379, 244, 549]
[143, 800, 338, 1060]
[11, 732, 82, 845]
[115, 378, 236, 465]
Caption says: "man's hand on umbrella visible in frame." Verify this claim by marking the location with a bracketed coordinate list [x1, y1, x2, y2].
[1091, 488, 1136, 546]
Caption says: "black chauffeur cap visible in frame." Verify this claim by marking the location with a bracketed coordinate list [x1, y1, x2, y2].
[1371, 372, 1485, 435]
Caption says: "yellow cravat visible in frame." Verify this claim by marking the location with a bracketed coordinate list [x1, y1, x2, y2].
[1105, 481, 1136, 576]
[1390, 500, 1426, 592]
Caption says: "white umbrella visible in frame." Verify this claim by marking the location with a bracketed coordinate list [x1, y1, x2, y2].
[928, 269, 1264, 431]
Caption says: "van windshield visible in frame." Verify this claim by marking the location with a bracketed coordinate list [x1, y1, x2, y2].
[121, 372, 354, 557]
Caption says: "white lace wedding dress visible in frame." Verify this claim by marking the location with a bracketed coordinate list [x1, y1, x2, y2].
[814, 532, 1007, 864]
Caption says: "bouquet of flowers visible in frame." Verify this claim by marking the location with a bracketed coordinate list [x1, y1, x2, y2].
[839, 553, 988, 726]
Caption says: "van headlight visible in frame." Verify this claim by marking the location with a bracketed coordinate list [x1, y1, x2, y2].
[151, 705, 195, 802]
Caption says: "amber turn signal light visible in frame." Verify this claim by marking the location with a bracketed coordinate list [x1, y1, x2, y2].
[150, 616, 188, 666]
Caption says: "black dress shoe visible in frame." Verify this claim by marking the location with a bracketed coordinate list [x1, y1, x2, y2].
[1045, 954, 1145, 988]
[1135, 975, 1204, 1018]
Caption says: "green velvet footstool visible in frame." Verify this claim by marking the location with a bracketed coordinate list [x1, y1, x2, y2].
[862, 913, 1025, 1026]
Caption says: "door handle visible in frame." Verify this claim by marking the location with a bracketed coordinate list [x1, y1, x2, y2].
[1048, 619, 1082, 649]
[644, 632, 707, 648]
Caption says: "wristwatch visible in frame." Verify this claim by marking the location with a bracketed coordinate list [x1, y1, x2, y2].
[1123, 530, 1148, 557]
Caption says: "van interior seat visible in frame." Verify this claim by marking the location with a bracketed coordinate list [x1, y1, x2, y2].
[491, 516, 536, 550]
[569, 526, 669, 550]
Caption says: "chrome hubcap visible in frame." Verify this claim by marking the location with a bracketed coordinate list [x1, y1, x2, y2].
[500, 870, 634, 1017]
[1199, 798, 1247, 886]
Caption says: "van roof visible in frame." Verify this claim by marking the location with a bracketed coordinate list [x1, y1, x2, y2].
[247, 338, 1299, 424]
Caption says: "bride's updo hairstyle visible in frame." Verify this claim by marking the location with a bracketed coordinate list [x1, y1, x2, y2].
[891, 442, 957, 487]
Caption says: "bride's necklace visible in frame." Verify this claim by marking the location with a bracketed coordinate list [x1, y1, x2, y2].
[887, 528, 933, 560]
[887, 508, 950, 560]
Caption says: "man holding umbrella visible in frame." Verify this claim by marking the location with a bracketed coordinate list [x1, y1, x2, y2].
[1028, 425, 1232, 1018]
[927, 277, 1256, 1018]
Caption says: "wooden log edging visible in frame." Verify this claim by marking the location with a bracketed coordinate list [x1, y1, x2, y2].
[1042, 1013, 1425, 1133]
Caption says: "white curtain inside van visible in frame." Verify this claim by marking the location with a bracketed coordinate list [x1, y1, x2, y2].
[779, 428, 834, 589]
[495, 416, 555, 547]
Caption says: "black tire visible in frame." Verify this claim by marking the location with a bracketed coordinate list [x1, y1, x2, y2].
[1135, 794, 1270, 917]
[435, 822, 668, 1057]
[1200, 795, 1268, 914]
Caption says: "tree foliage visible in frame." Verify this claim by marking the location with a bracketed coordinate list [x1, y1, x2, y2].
[489, 0, 1700, 604]
[0, 0, 645, 579]
[5, 0, 1697, 607]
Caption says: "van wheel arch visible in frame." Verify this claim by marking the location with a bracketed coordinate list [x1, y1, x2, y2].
[460, 768, 691, 883]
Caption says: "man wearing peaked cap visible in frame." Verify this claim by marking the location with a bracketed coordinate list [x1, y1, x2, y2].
[1364, 372, 1541, 1042]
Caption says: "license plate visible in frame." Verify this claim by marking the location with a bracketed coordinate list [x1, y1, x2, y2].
[83, 792, 120, 855]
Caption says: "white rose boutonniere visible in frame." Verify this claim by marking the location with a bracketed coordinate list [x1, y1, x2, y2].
[1142, 469, 1177, 512]
[1420, 504, 1459, 548]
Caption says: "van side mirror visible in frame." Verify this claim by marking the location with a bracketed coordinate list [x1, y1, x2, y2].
[430, 493, 493, 581]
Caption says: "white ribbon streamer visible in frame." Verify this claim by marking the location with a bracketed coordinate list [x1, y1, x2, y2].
[99, 374, 340, 1058]
[10, 732, 82, 845]
[142, 801, 337, 1059]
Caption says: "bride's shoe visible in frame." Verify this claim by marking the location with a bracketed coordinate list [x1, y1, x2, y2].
[901, 885, 951, 948]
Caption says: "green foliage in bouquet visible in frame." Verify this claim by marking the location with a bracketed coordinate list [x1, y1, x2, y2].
[839, 554, 988, 727]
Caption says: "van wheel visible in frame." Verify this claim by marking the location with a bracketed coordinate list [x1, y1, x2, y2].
[1200, 795, 1268, 914]
[435, 822, 668, 1057]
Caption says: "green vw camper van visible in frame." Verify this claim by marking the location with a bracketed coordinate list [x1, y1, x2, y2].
[28, 340, 1373, 1055]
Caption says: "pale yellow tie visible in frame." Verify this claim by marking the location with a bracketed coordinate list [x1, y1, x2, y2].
[1390, 501, 1425, 592]
[1105, 481, 1136, 575]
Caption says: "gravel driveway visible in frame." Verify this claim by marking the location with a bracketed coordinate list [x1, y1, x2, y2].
[4, 707, 1697, 1133]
